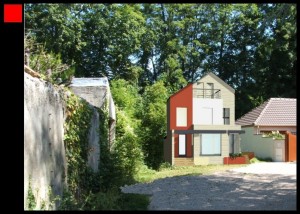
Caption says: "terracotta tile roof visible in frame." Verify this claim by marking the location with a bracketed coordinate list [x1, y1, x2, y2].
[236, 98, 296, 126]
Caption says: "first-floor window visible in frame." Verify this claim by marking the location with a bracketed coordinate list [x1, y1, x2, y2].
[223, 108, 230, 125]
[176, 107, 187, 127]
[200, 134, 221, 156]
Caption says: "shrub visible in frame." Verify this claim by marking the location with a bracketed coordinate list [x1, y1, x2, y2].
[229, 152, 242, 158]
[158, 162, 174, 171]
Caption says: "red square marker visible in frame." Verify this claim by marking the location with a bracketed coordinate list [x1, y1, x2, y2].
[4, 4, 23, 23]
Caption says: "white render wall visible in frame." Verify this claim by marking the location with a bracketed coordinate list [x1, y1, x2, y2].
[193, 98, 223, 125]
[240, 126, 275, 160]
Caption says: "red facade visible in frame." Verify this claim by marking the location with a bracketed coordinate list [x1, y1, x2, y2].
[168, 84, 193, 158]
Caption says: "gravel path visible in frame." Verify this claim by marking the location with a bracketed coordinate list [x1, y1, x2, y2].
[121, 163, 296, 210]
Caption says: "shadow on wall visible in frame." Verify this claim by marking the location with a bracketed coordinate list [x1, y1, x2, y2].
[24, 72, 66, 210]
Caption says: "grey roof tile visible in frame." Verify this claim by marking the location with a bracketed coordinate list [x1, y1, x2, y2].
[236, 98, 296, 126]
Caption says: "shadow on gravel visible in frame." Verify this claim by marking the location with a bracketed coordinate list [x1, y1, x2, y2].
[122, 172, 296, 210]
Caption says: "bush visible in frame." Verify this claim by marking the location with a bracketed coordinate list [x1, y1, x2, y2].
[158, 162, 174, 171]
[86, 188, 121, 210]
[229, 152, 242, 158]
[250, 157, 273, 163]
[119, 193, 150, 210]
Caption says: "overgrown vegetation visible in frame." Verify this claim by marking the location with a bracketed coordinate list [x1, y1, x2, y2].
[26, 177, 59, 210]
[25, 3, 296, 119]
[229, 152, 243, 158]
[63, 90, 94, 199]
[250, 157, 273, 163]
[264, 130, 285, 140]
[25, 32, 75, 85]
[26, 177, 36, 210]
[24, 3, 296, 210]
[60, 89, 150, 210]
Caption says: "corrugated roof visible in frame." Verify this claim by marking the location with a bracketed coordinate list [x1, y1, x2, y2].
[236, 98, 296, 126]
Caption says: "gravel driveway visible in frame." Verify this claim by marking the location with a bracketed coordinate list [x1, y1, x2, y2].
[121, 162, 296, 210]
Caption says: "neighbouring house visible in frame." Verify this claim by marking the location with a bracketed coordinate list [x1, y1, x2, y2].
[236, 98, 296, 162]
[164, 72, 244, 166]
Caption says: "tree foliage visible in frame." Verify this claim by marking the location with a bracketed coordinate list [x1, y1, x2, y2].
[25, 3, 296, 170]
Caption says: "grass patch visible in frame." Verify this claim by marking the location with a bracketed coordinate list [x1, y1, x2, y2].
[119, 193, 150, 210]
[250, 157, 273, 163]
[135, 164, 248, 183]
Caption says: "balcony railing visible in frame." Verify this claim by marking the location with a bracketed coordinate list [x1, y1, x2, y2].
[193, 89, 221, 99]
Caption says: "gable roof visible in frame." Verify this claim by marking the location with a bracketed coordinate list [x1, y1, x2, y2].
[236, 98, 296, 126]
[198, 72, 235, 94]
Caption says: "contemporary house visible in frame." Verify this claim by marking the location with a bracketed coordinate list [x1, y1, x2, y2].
[236, 98, 296, 162]
[164, 72, 244, 166]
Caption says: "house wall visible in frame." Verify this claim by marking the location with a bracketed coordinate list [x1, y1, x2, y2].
[285, 132, 297, 162]
[195, 74, 236, 124]
[240, 126, 275, 159]
[193, 98, 223, 125]
[168, 84, 193, 158]
[253, 126, 297, 135]
[168, 84, 193, 131]
[163, 131, 173, 164]
[193, 133, 229, 165]
[193, 124, 242, 131]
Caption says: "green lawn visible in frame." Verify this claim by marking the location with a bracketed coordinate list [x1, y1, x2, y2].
[135, 163, 248, 183]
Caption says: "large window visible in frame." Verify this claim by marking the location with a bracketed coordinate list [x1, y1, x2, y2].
[176, 107, 187, 127]
[178, 135, 186, 156]
[223, 108, 230, 125]
[201, 134, 221, 156]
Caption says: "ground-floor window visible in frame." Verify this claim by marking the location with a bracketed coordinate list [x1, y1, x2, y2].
[229, 133, 240, 154]
[179, 134, 186, 156]
[200, 134, 221, 156]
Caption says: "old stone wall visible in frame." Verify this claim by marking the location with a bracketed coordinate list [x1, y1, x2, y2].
[24, 72, 66, 209]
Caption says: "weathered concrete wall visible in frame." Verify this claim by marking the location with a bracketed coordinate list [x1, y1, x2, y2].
[70, 86, 108, 109]
[88, 108, 100, 172]
[24, 74, 113, 209]
[24, 72, 66, 210]
[70, 78, 116, 149]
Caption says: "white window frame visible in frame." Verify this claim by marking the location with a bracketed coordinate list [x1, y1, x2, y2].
[176, 107, 187, 127]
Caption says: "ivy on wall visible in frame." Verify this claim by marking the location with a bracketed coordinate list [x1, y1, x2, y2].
[63, 89, 94, 202]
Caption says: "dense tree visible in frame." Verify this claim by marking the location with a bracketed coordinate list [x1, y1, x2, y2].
[138, 81, 169, 169]
[25, 3, 296, 168]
